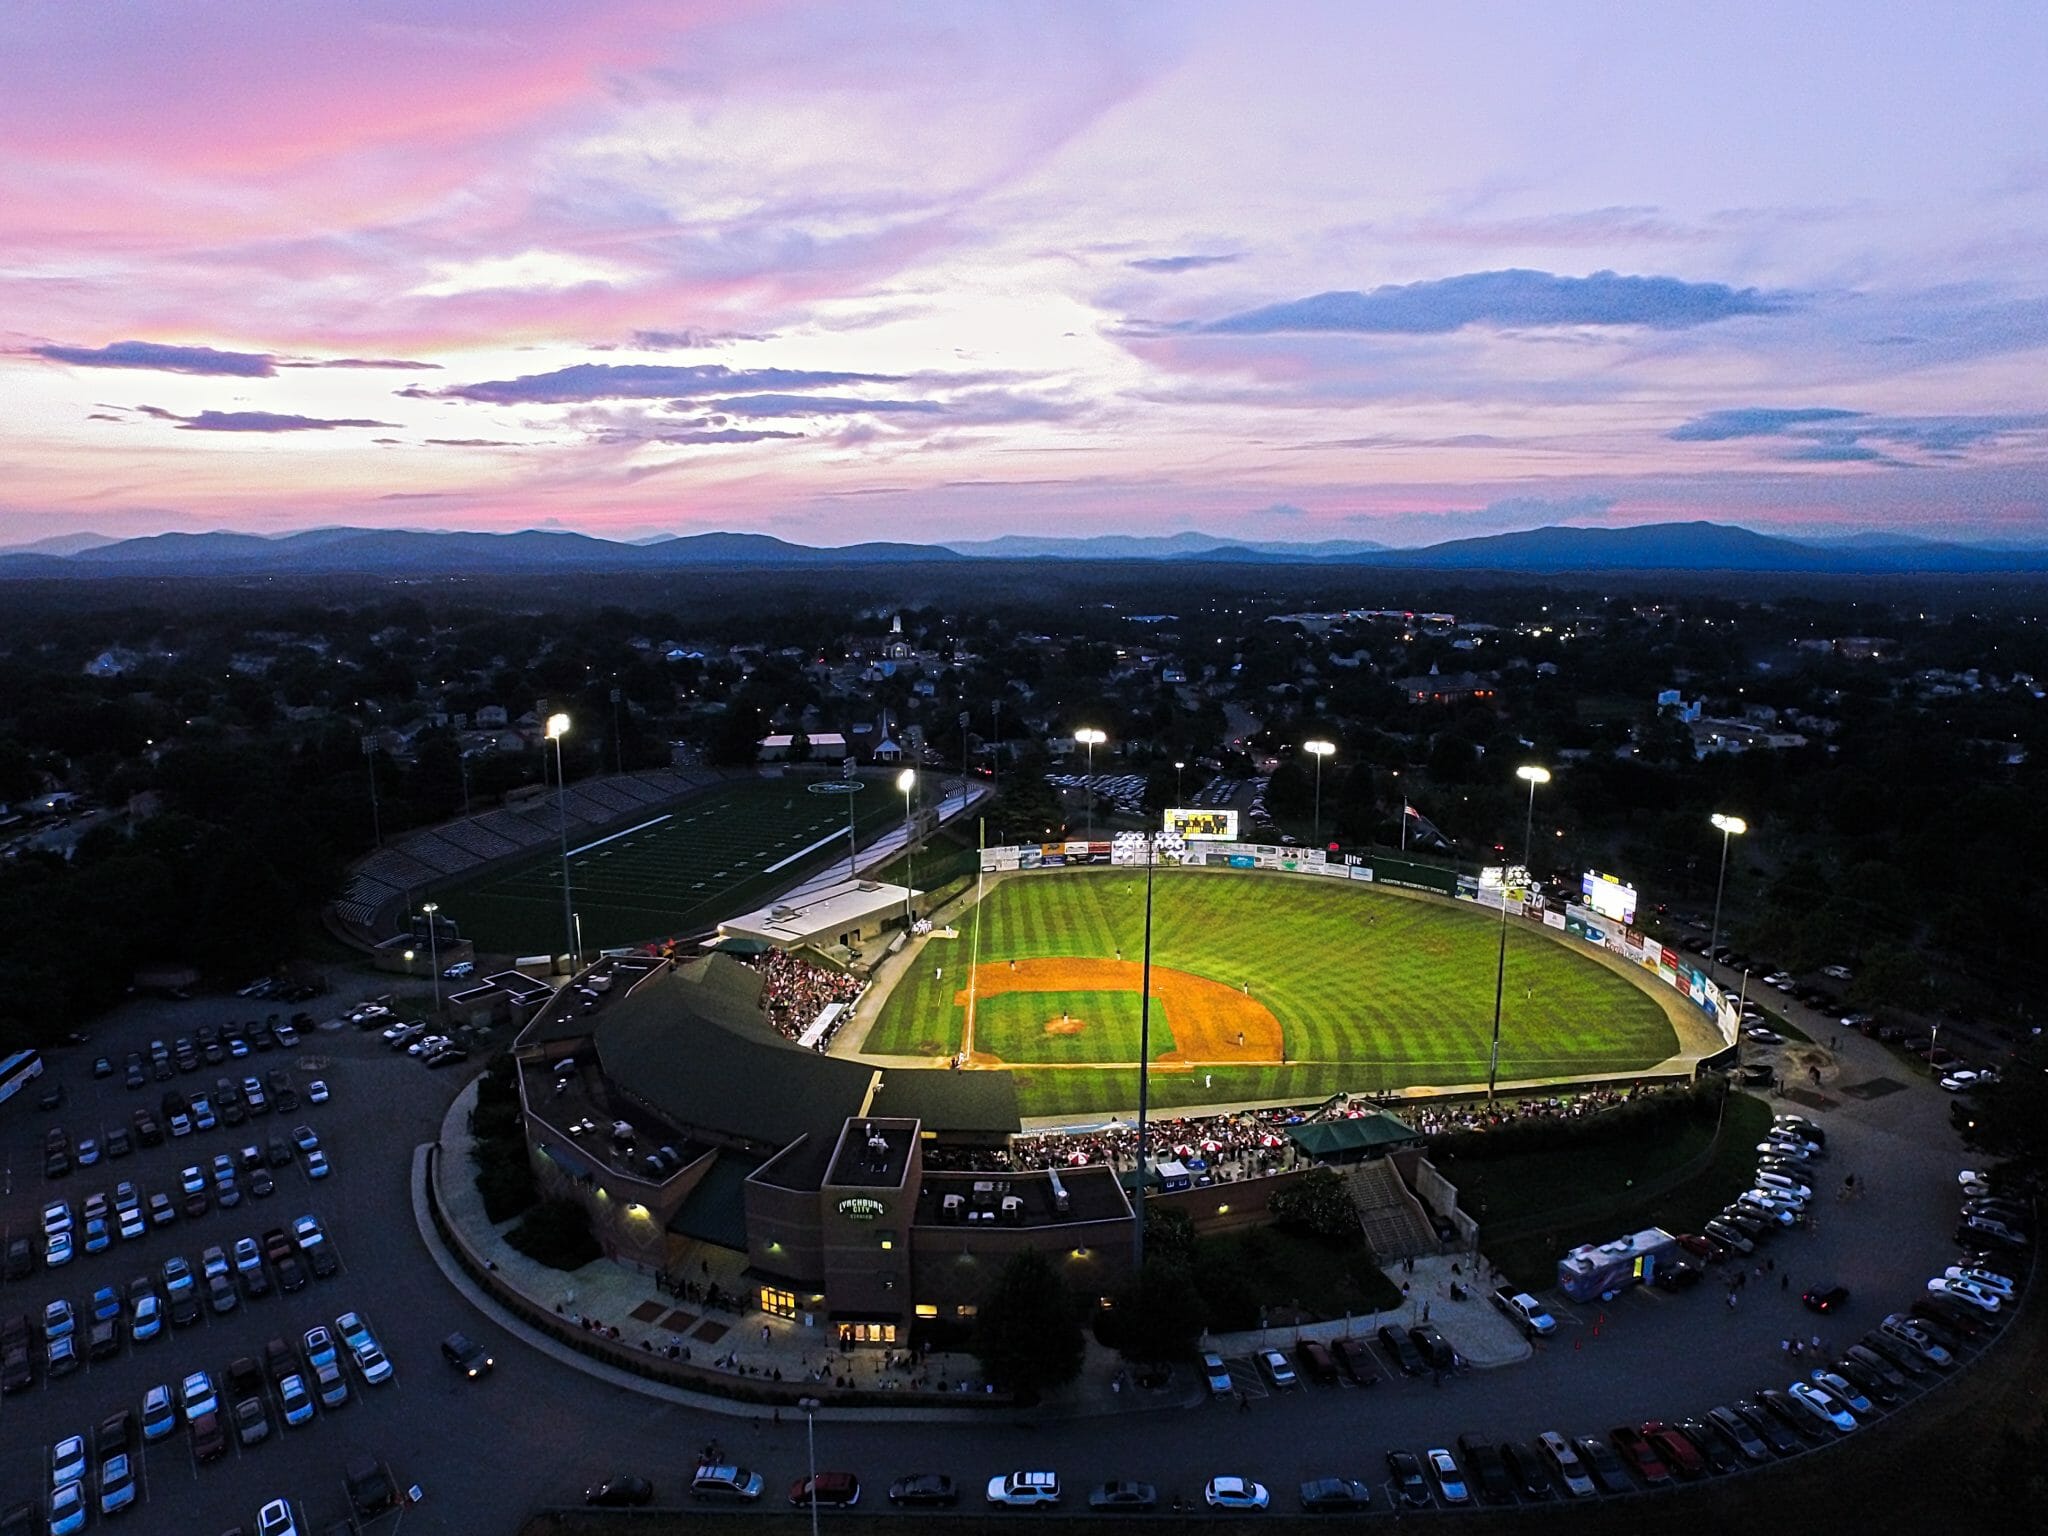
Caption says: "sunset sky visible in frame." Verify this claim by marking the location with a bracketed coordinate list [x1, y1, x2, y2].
[5, 1, 2048, 547]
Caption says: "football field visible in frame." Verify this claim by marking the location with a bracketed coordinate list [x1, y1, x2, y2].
[866, 868, 1680, 1116]
[432, 778, 907, 953]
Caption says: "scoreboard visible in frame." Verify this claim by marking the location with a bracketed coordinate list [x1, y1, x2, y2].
[1164, 807, 1238, 841]
[1581, 870, 1638, 925]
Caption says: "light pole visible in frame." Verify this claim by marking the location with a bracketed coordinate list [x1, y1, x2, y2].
[798, 1397, 822, 1536]
[1074, 728, 1106, 839]
[548, 713, 576, 973]
[1304, 740, 1335, 849]
[1133, 828, 1157, 1274]
[897, 769, 917, 927]
[1706, 813, 1747, 981]
[1173, 760, 1185, 805]
[1516, 764, 1550, 870]
[1487, 766, 1547, 1103]
[422, 902, 441, 1015]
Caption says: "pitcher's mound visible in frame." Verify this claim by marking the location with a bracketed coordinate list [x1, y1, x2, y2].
[1043, 1017, 1087, 1036]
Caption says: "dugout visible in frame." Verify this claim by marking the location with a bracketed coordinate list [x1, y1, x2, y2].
[719, 877, 918, 953]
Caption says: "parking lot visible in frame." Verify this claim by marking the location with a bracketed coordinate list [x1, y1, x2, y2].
[0, 978, 486, 1534]
[0, 964, 2022, 1529]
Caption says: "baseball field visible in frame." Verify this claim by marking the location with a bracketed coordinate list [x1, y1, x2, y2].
[865, 868, 1681, 1117]
[432, 778, 909, 954]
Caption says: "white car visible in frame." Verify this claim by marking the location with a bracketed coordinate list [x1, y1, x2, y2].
[1939, 1070, 1985, 1092]
[1822, 964, 1854, 980]
[257, 1498, 301, 1536]
[42, 1200, 73, 1235]
[1200, 1352, 1232, 1396]
[1808, 1369, 1872, 1415]
[48, 1480, 86, 1536]
[1203, 1476, 1270, 1511]
[51, 1434, 88, 1488]
[986, 1472, 1061, 1507]
[1743, 1026, 1784, 1045]
[1787, 1381, 1858, 1433]
[46, 1230, 74, 1266]
[1764, 972, 1796, 988]
[1426, 1449, 1469, 1505]
[1928, 1276, 2001, 1313]
[1945, 1265, 2015, 1298]
[307, 1080, 329, 1104]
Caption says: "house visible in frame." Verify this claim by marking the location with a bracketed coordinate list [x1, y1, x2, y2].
[757, 732, 849, 762]
[475, 705, 509, 729]
[1391, 666, 1496, 705]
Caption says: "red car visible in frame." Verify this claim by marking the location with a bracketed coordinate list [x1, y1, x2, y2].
[789, 1472, 861, 1508]
[1641, 1420, 1705, 1479]
[1609, 1426, 1671, 1484]
[1295, 1340, 1338, 1383]
[1331, 1336, 1378, 1385]
[1675, 1233, 1719, 1262]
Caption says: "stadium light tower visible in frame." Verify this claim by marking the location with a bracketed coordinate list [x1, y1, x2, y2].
[1515, 764, 1551, 869]
[422, 902, 441, 1015]
[1304, 740, 1336, 848]
[1706, 813, 1748, 980]
[547, 713, 576, 972]
[1487, 765, 1547, 1103]
[897, 769, 917, 926]
[1074, 728, 1106, 838]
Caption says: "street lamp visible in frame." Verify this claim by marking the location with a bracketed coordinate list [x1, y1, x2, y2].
[1706, 813, 1748, 981]
[797, 1397, 823, 1536]
[422, 902, 441, 1015]
[896, 769, 917, 927]
[1304, 740, 1335, 849]
[547, 713, 576, 973]
[1074, 728, 1106, 838]
[1174, 760, 1185, 804]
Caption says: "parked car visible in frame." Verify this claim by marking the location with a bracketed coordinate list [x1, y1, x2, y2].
[1203, 1476, 1269, 1511]
[1298, 1477, 1373, 1513]
[886, 1474, 958, 1508]
[984, 1471, 1059, 1507]
[586, 1478, 655, 1507]
[1087, 1481, 1157, 1512]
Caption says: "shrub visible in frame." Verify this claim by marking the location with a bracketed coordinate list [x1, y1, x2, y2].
[506, 1198, 601, 1270]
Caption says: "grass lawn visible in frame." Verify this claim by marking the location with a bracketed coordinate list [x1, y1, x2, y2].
[431, 778, 906, 953]
[1480, 1093, 1773, 1289]
[868, 868, 1678, 1114]
[969, 990, 1177, 1065]
[1197, 1225, 1406, 1323]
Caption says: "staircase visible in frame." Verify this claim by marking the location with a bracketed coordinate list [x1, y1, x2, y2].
[1346, 1158, 1440, 1261]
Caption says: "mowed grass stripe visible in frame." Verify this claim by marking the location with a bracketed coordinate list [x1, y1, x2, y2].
[865, 869, 1678, 1107]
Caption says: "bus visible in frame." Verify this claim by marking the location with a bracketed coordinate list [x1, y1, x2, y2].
[0, 1050, 45, 1107]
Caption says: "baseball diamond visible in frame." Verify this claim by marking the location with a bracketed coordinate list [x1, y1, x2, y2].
[863, 867, 1694, 1118]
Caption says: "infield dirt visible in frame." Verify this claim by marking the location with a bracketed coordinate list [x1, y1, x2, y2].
[959, 956, 1283, 1064]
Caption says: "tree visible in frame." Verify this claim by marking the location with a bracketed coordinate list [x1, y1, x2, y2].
[971, 1250, 1084, 1400]
[506, 1198, 601, 1270]
[1267, 1167, 1358, 1242]
[1099, 1256, 1208, 1362]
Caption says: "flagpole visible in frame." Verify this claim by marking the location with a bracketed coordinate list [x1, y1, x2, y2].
[1402, 802, 1409, 852]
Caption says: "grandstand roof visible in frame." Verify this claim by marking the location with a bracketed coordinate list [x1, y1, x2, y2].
[591, 959, 1019, 1190]
[719, 878, 915, 950]
[666, 1150, 760, 1250]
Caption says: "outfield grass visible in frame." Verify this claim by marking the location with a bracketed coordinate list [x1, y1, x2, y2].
[433, 778, 908, 953]
[969, 990, 1177, 1065]
[868, 869, 1678, 1113]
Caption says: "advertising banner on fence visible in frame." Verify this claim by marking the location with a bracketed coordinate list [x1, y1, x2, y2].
[1367, 854, 1460, 897]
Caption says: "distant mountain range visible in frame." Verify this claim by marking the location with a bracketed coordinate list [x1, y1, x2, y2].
[2, 520, 2046, 577]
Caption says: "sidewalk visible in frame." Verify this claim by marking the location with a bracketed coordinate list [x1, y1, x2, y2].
[1204, 1253, 1531, 1370]
[420, 1077, 1189, 1420]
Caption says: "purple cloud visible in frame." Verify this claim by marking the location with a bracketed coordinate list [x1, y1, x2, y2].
[1128, 253, 1240, 274]
[1196, 269, 1792, 335]
[415, 362, 903, 405]
[32, 339, 276, 376]
[1670, 407, 1863, 441]
[149, 408, 398, 432]
[279, 356, 442, 371]
[708, 393, 944, 417]
[627, 329, 768, 350]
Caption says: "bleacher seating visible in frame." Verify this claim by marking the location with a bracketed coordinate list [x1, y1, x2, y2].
[396, 833, 477, 876]
[439, 820, 522, 860]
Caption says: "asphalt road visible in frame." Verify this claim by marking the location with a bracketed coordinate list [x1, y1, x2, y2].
[0, 978, 2007, 1533]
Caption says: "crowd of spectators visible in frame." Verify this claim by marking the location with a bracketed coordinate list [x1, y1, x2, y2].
[924, 1082, 1689, 1177]
[743, 948, 865, 1049]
